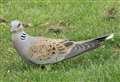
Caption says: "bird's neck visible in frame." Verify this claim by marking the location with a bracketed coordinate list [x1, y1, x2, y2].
[12, 31, 29, 41]
[13, 31, 27, 35]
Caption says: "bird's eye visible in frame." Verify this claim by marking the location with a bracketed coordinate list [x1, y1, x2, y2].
[17, 23, 21, 28]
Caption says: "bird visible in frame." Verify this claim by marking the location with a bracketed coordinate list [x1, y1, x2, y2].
[10, 20, 114, 65]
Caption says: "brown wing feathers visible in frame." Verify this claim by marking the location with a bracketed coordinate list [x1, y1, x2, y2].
[30, 39, 71, 60]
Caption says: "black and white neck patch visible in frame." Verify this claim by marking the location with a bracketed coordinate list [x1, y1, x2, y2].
[20, 33, 27, 40]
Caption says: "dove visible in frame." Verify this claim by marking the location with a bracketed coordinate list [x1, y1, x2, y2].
[10, 20, 114, 64]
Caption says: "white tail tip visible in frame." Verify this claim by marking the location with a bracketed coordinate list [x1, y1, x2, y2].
[106, 33, 114, 40]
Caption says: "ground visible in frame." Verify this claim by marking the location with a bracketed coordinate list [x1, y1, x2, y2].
[0, 0, 120, 82]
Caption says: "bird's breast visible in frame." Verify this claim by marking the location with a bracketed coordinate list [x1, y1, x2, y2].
[12, 35, 32, 59]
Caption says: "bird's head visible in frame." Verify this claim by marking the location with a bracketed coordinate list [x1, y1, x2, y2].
[10, 20, 24, 33]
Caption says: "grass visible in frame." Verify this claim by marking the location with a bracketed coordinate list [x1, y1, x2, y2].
[0, 0, 120, 82]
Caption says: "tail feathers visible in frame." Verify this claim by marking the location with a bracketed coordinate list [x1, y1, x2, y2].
[65, 34, 113, 59]
[94, 33, 114, 41]
[105, 33, 114, 40]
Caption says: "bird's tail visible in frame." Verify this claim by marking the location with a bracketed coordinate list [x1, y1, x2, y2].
[65, 34, 114, 59]
[94, 33, 114, 41]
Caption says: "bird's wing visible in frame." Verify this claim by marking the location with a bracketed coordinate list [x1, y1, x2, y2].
[29, 37, 74, 62]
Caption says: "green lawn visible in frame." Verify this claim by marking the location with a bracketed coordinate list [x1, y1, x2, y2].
[0, 0, 120, 82]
